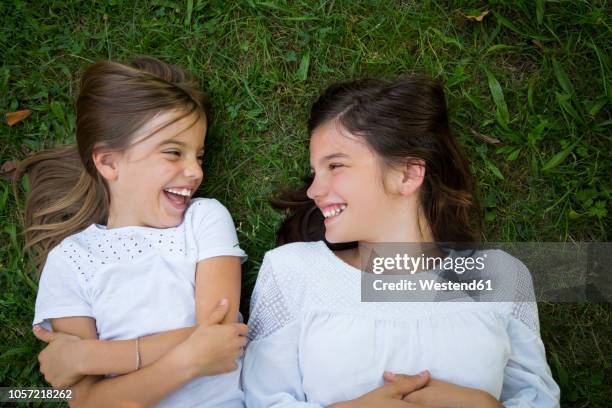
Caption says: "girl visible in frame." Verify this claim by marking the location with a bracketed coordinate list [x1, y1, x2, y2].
[242, 78, 561, 407]
[14, 57, 248, 407]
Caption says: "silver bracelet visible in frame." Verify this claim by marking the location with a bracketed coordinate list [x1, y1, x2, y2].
[135, 337, 141, 371]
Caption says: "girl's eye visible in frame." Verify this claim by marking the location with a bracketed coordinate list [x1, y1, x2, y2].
[329, 163, 344, 170]
[165, 151, 204, 163]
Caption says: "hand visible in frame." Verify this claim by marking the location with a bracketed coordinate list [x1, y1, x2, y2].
[387, 373, 502, 408]
[32, 326, 86, 389]
[169, 299, 248, 379]
[328, 371, 431, 408]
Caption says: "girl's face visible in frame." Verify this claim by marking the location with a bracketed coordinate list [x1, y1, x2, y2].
[307, 120, 410, 243]
[105, 110, 206, 229]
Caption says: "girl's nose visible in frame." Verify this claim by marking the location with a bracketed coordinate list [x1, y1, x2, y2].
[306, 174, 327, 200]
[184, 159, 204, 181]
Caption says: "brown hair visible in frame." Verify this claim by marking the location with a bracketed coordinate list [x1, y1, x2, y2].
[12, 57, 209, 274]
[273, 77, 482, 247]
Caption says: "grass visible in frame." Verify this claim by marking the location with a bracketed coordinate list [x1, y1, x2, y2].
[0, 0, 610, 406]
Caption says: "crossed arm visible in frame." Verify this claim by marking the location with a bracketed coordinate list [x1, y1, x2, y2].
[36, 256, 242, 408]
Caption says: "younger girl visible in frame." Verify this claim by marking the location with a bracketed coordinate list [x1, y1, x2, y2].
[15, 57, 248, 407]
[242, 78, 560, 407]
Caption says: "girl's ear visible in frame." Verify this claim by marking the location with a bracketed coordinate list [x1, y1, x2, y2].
[398, 159, 426, 196]
[92, 146, 121, 182]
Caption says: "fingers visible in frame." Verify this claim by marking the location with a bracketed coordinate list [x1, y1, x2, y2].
[32, 325, 56, 343]
[233, 323, 248, 337]
[234, 330, 248, 357]
[382, 370, 430, 397]
[384, 370, 430, 383]
[383, 371, 396, 382]
[237, 334, 247, 352]
[204, 299, 229, 325]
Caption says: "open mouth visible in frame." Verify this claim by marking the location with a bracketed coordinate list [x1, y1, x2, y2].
[322, 204, 347, 222]
[163, 188, 191, 209]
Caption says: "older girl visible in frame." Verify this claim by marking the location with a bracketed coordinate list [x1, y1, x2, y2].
[242, 78, 560, 407]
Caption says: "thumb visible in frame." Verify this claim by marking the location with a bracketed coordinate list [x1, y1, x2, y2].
[382, 370, 430, 397]
[204, 299, 229, 325]
[32, 325, 57, 343]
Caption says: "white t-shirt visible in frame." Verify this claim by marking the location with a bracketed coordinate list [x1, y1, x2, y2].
[33, 198, 247, 408]
[242, 241, 560, 408]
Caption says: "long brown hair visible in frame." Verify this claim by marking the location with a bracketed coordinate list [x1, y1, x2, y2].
[273, 77, 482, 247]
[12, 57, 209, 274]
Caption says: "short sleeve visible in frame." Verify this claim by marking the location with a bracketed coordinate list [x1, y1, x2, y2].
[32, 246, 94, 331]
[191, 199, 247, 264]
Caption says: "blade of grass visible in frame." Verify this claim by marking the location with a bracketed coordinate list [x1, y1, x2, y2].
[428, 27, 463, 50]
[552, 58, 579, 105]
[536, 0, 544, 25]
[483, 66, 510, 129]
[555, 92, 583, 125]
[184, 0, 193, 27]
[296, 51, 310, 82]
[542, 142, 577, 172]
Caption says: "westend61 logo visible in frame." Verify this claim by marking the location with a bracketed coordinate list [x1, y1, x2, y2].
[371, 253, 487, 275]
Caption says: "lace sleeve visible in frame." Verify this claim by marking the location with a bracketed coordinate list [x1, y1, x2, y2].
[248, 254, 295, 341]
[507, 253, 540, 335]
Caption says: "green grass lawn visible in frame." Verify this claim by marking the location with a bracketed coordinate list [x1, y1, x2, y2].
[1, 0, 610, 406]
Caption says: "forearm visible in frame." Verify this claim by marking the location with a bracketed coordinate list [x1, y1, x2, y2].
[71, 347, 193, 408]
[197, 292, 241, 325]
[327, 402, 356, 408]
[80, 326, 195, 375]
[472, 390, 503, 407]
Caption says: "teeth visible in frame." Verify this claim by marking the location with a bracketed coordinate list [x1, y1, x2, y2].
[164, 188, 191, 197]
[322, 205, 346, 218]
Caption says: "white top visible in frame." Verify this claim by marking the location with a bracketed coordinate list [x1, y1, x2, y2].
[33, 198, 247, 408]
[242, 241, 560, 408]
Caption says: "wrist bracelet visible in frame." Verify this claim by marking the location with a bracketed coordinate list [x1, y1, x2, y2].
[135, 337, 141, 371]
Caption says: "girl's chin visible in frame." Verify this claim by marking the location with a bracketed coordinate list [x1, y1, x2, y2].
[324, 231, 354, 244]
[157, 201, 186, 227]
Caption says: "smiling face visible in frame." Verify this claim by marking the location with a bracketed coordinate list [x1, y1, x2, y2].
[102, 110, 206, 229]
[307, 119, 413, 244]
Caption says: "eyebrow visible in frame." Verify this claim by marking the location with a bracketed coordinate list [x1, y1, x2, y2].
[157, 139, 204, 152]
[321, 153, 349, 161]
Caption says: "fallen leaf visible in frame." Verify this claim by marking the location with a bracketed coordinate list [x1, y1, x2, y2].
[465, 10, 490, 22]
[471, 129, 501, 145]
[6, 109, 32, 126]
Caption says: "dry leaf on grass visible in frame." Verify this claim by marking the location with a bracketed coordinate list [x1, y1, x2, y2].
[471, 129, 501, 145]
[5, 109, 32, 126]
[465, 10, 490, 22]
